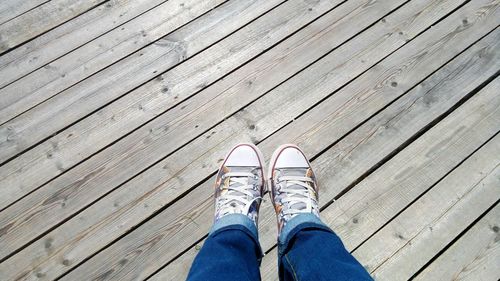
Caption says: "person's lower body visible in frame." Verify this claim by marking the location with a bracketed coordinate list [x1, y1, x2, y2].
[187, 143, 372, 281]
[187, 213, 372, 281]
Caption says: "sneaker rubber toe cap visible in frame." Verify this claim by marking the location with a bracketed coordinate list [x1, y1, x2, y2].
[225, 144, 261, 167]
[274, 146, 309, 168]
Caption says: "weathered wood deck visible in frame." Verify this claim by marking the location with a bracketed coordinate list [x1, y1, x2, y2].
[0, 0, 499, 280]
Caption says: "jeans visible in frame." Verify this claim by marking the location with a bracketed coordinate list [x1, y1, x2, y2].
[187, 214, 373, 281]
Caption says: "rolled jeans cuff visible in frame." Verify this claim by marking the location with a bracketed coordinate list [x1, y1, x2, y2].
[278, 214, 332, 257]
[209, 214, 263, 259]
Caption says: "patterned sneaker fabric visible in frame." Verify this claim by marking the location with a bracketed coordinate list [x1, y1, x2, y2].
[272, 167, 320, 232]
[214, 166, 264, 225]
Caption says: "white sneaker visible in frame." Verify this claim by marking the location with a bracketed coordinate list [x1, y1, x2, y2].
[214, 143, 266, 225]
[268, 144, 320, 234]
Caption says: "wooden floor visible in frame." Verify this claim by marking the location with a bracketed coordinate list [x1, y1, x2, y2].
[0, 0, 498, 280]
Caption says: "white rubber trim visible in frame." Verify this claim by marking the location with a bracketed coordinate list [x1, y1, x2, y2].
[218, 143, 267, 193]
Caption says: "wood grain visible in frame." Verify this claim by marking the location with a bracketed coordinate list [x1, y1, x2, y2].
[356, 134, 500, 279]
[0, 0, 47, 24]
[0, 0, 106, 53]
[0, 0, 171, 88]
[0, 0, 225, 124]
[414, 204, 500, 281]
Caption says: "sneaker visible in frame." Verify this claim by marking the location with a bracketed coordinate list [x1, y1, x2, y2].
[214, 143, 266, 226]
[268, 144, 320, 233]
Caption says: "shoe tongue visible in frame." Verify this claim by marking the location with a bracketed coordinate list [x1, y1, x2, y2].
[278, 168, 309, 213]
[224, 166, 259, 208]
[280, 168, 309, 190]
[280, 168, 308, 177]
[229, 166, 253, 173]
[227, 166, 259, 186]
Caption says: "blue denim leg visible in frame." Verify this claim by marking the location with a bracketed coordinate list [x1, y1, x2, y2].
[187, 214, 263, 281]
[278, 214, 373, 281]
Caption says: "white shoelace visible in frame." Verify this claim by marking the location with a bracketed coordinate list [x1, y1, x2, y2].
[277, 175, 316, 216]
[217, 172, 262, 216]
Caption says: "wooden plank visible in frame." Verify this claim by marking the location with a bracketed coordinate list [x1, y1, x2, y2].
[0, 0, 106, 53]
[0, 0, 226, 124]
[0, 0, 349, 213]
[67, 65, 500, 281]
[353, 135, 500, 278]
[260, 74, 500, 280]
[414, 205, 500, 281]
[162, 28, 500, 281]
[0, 0, 459, 278]
[0, 0, 47, 25]
[0, 0, 325, 165]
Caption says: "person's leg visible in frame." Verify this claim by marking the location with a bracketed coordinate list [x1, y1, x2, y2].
[187, 214, 262, 281]
[277, 215, 372, 281]
[187, 143, 266, 281]
[268, 144, 372, 281]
